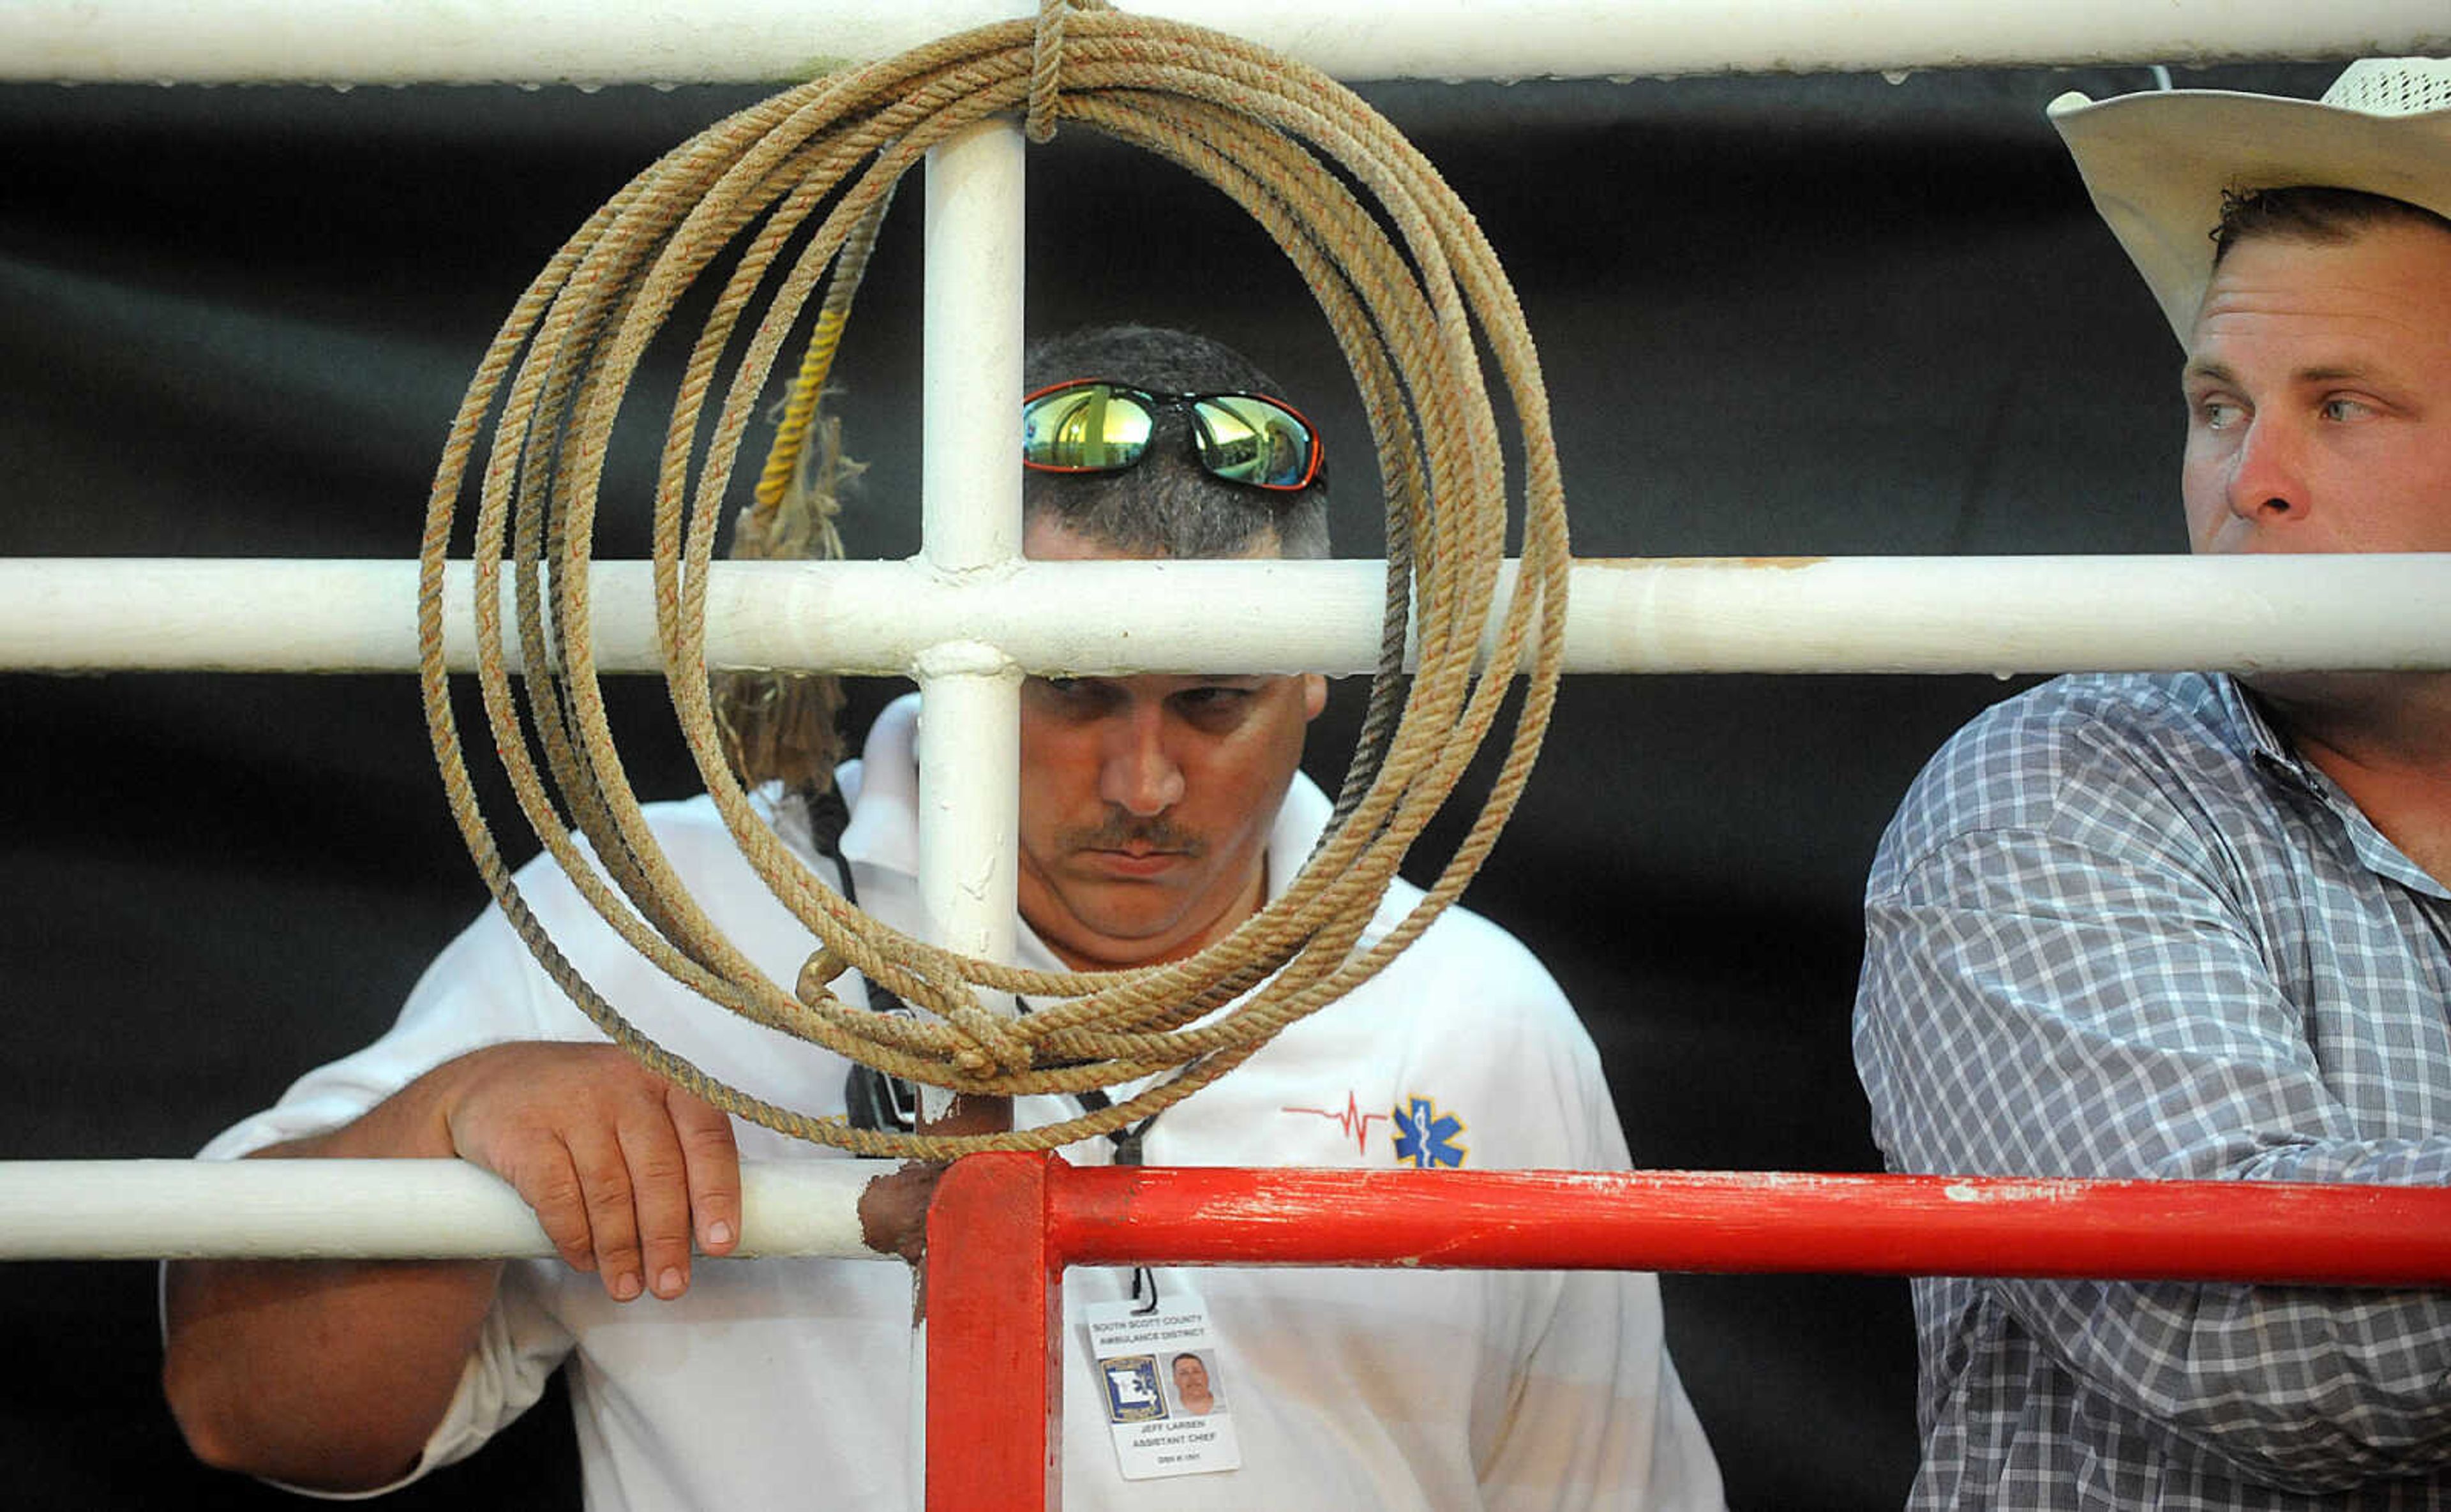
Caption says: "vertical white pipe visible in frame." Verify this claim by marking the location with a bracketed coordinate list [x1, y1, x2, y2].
[921, 119, 1028, 576]
[916, 116, 1028, 1095]
[911, 112, 1029, 1512]
[913, 643, 1024, 1013]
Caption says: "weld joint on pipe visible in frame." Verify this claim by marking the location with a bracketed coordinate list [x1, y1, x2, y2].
[912, 638, 1021, 682]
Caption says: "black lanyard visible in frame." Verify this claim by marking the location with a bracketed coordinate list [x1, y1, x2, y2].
[1067, 1075, 1157, 1166]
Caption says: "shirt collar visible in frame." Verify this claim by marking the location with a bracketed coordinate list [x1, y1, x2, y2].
[2217, 673, 2451, 901]
[2215, 674, 2319, 788]
[834, 692, 920, 878]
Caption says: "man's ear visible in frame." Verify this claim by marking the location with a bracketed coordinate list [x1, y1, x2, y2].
[1301, 673, 1328, 721]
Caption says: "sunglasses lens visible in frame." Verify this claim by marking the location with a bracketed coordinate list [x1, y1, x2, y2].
[1192, 396, 1317, 490]
[1022, 383, 1153, 472]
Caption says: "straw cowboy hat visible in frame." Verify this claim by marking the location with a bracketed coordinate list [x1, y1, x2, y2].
[2048, 57, 2451, 344]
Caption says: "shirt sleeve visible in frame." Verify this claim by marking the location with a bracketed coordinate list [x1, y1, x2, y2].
[1855, 813, 2451, 1491]
[182, 885, 597, 1494]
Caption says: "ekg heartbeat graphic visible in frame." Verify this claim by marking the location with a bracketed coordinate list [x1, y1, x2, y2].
[1280, 1091, 1389, 1156]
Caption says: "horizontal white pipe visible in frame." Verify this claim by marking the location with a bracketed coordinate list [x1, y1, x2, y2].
[3, 554, 2447, 676]
[1593, 553, 2451, 675]
[0, 1158, 901, 1261]
[1, 1, 2441, 85]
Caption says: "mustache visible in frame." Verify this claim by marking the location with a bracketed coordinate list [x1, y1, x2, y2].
[1061, 811, 1206, 857]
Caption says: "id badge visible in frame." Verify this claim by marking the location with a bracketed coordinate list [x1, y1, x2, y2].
[1083, 1289, 1243, 1480]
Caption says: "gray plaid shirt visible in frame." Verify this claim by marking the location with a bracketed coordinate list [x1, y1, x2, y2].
[1854, 671, 2451, 1509]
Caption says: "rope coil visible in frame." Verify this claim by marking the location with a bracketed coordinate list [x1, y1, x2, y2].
[416, 0, 1571, 1158]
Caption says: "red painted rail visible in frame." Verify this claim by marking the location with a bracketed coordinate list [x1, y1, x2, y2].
[924, 1155, 2451, 1510]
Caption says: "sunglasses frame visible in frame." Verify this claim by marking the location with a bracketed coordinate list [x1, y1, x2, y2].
[1021, 378, 1326, 493]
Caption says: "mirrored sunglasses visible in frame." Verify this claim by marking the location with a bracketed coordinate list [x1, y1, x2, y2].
[1021, 379, 1324, 493]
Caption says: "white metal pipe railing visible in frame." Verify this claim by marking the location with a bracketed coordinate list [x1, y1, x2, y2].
[6, 0, 2446, 1324]
[0, 1160, 897, 1261]
[1, 1, 2443, 85]
[919, 121, 1028, 583]
[6, 555, 2447, 676]
[913, 118, 1027, 1123]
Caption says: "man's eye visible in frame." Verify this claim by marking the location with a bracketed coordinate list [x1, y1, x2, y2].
[1029, 676, 1114, 712]
[2194, 398, 2243, 430]
[2320, 396, 2374, 423]
[1175, 686, 1252, 717]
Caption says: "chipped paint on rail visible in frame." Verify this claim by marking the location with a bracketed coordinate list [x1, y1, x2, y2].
[1941, 1178, 2089, 1204]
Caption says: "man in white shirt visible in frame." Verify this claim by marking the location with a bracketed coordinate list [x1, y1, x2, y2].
[164, 323, 1723, 1509]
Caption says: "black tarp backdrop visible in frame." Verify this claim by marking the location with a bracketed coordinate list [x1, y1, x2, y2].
[0, 61, 2338, 1509]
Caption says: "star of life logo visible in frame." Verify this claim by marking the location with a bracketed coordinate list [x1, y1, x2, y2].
[1392, 1095, 1467, 1169]
[1100, 1354, 1168, 1423]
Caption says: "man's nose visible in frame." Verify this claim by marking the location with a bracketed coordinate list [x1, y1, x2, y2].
[1099, 707, 1185, 816]
[2224, 415, 2312, 527]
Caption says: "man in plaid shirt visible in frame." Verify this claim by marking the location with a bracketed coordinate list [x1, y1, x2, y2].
[1854, 59, 2451, 1509]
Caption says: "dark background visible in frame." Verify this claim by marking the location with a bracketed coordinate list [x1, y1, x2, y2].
[0, 59, 2339, 1508]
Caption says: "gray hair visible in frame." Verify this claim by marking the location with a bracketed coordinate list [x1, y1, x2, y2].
[1023, 324, 1331, 560]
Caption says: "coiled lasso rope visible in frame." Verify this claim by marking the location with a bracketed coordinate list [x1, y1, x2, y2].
[416, 0, 1570, 1158]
